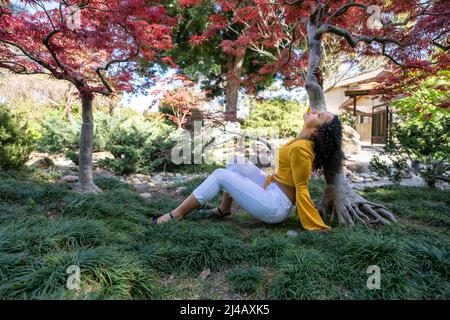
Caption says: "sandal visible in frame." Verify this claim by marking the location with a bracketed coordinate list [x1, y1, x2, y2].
[152, 211, 176, 225]
[207, 207, 231, 218]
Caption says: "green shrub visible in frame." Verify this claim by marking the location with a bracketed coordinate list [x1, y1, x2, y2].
[339, 110, 355, 127]
[36, 114, 79, 154]
[98, 118, 180, 175]
[64, 150, 79, 166]
[37, 111, 121, 156]
[242, 98, 307, 138]
[369, 155, 407, 184]
[371, 73, 450, 187]
[0, 104, 34, 170]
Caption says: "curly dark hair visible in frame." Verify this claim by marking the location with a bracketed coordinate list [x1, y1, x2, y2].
[312, 115, 344, 178]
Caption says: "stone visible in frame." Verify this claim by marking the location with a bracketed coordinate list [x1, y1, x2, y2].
[345, 161, 368, 173]
[92, 151, 114, 162]
[199, 268, 211, 280]
[400, 170, 412, 179]
[352, 177, 364, 183]
[361, 173, 372, 179]
[134, 183, 150, 193]
[139, 193, 152, 199]
[341, 125, 361, 155]
[60, 175, 78, 183]
[364, 178, 373, 182]
[53, 156, 74, 167]
[93, 168, 115, 178]
[175, 173, 182, 179]
[373, 176, 381, 181]
[166, 172, 174, 177]
[175, 187, 187, 195]
[29, 157, 54, 169]
[130, 178, 141, 184]
[287, 230, 299, 238]
[153, 175, 164, 183]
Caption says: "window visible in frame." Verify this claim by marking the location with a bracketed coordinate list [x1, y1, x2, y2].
[360, 116, 371, 124]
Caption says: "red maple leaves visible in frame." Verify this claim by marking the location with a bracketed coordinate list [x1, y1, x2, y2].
[0, 0, 175, 96]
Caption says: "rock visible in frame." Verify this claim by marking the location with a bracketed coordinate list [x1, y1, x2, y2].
[361, 173, 372, 179]
[141, 175, 153, 182]
[287, 230, 299, 238]
[29, 157, 54, 169]
[175, 173, 182, 179]
[130, 178, 141, 184]
[166, 172, 174, 177]
[400, 170, 412, 179]
[175, 187, 187, 195]
[60, 175, 78, 183]
[373, 176, 381, 181]
[199, 268, 211, 280]
[93, 168, 115, 178]
[134, 174, 147, 180]
[148, 182, 156, 187]
[364, 178, 373, 182]
[153, 175, 164, 183]
[345, 161, 368, 173]
[134, 183, 150, 193]
[352, 177, 364, 183]
[92, 151, 114, 162]
[139, 193, 152, 199]
[53, 156, 74, 167]
[342, 125, 361, 155]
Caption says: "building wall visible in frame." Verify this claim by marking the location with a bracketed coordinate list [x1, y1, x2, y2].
[355, 120, 372, 142]
[324, 89, 390, 143]
[324, 87, 345, 114]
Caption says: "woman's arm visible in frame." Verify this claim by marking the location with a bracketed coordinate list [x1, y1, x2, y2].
[289, 146, 331, 231]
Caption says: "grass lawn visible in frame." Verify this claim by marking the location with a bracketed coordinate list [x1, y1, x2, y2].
[0, 169, 449, 299]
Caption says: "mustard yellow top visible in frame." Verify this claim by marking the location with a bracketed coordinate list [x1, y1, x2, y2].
[263, 138, 331, 231]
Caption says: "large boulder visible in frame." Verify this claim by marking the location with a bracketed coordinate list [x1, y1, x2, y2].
[28, 156, 54, 169]
[342, 125, 361, 155]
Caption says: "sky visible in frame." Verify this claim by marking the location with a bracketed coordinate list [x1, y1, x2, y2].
[120, 69, 309, 114]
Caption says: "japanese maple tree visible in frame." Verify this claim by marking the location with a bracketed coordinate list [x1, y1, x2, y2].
[156, 74, 208, 129]
[169, 0, 303, 121]
[186, 0, 449, 226]
[0, 0, 175, 193]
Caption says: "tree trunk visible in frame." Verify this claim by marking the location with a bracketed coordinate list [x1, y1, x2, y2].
[64, 104, 75, 126]
[305, 12, 397, 226]
[108, 96, 120, 116]
[75, 93, 101, 193]
[224, 53, 245, 121]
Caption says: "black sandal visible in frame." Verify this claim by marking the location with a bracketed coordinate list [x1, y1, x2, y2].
[152, 212, 176, 224]
[216, 207, 232, 217]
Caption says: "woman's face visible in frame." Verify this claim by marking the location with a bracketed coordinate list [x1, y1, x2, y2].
[303, 109, 334, 130]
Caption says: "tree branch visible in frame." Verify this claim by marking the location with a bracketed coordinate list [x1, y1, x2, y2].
[316, 24, 410, 48]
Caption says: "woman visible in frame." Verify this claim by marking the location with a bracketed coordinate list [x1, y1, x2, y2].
[152, 108, 343, 231]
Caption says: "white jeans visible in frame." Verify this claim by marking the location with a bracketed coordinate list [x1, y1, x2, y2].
[192, 156, 294, 224]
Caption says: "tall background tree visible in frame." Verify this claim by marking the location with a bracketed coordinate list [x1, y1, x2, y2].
[0, 0, 175, 193]
[169, 0, 385, 122]
[165, 0, 305, 121]
[187, 0, 449, 225]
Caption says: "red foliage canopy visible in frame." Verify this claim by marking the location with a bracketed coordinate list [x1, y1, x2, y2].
[0, 0, 176, 96]
[185, 0, 449, 94]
